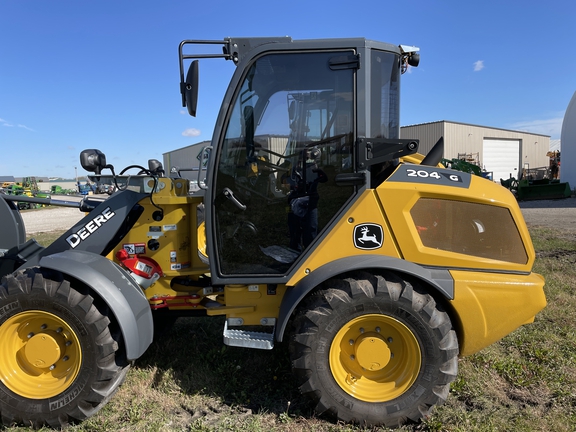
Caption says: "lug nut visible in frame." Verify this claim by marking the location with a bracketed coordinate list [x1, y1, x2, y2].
[49, 364, 56, 370]
[41, 324, 47, 330]
[63, 356, 69, 362]
[388, 337, 393, 343]
[375, 327, 381, 333]
[349, 339, 354, 345]
[27, 332, 34, 339]
[359, 328, 364, 334]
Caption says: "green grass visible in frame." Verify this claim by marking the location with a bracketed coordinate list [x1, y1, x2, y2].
[8, 227, 576, 431]
[27, 231, 65, 247]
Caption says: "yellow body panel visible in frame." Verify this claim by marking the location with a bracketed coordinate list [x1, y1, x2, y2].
[377, 172, 535, 272]
[449, 270, 546, 356]
[112, 169, 545, 358]
[287, 190, 401, 286]
[111, 178, 285, 325]
[110, 178, 209, 303]
[216, 284, 287, 325]
[286, 163, 545, 357]
[126, 179, 207, 274]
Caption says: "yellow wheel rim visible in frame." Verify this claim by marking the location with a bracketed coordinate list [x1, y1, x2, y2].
[0, 310, 82, 399]
[329, 314, 421, 402]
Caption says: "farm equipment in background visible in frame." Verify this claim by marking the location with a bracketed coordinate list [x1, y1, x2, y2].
[77, 181, 95, 195]
[2, 177, 50, 209]
[441, 152, 492, 180]
[441, 157, 483, 176]
[500, 165, 571, 200]
[0, 36, 547, 428]
[50, 184, 78, 195]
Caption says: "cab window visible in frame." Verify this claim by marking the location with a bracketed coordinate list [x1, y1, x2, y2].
[214, 51, 356, 275]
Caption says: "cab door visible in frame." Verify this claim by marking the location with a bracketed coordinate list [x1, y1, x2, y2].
[211, 50, 357, 277]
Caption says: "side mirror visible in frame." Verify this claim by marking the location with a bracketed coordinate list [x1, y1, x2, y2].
[80, 149, 107, 175]
[182, 60, 199, 117]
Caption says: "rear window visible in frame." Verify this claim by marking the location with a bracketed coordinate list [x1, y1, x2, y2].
[410, 198, 528, 264]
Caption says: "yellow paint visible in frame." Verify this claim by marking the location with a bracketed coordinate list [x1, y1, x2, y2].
[287, 190, 401, 286]
[449, 270, 546, 356]
[111, 178, 209, 296]
[329, 314, 421, 402]
[218, 284, 288, 325]
[112, 169, 546, 360]
[0, 311, 82, 399]
[376, 173, 535, 272]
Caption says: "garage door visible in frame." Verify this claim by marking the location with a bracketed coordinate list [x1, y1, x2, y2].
[483, 139, 520, 182]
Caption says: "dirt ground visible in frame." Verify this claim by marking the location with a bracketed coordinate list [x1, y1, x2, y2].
[21, 205, 85, 234]
[518, 196, 576, 233]
[19, 196, 576, 234]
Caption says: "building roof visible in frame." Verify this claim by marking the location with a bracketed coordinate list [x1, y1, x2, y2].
[401, 120, 551, 138]
[550, 139, 561, 152]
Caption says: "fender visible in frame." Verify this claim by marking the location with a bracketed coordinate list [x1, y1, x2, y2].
[276, 254, 454, 342]
[0, 195, 26, 252]
[0, 196, 30, 278]
[37, 250, 153, 360]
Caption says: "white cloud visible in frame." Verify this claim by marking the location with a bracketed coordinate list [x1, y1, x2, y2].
[1, 117, 34, 130]
[473, 60, 484, 72]
[182, 128, 201, 137]
[508, 117, 564, 139]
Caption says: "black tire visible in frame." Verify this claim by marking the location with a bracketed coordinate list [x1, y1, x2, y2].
[289, 271, 459, 428]
[0, 267, 130, 428]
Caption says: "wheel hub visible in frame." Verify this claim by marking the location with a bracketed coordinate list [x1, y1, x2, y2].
[329, 313, 422, 402]
[354, 333, 390, 371]
[24, 331, 65, 368]
[0, 310, 82, 399]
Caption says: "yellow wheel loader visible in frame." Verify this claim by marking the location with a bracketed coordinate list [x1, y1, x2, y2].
[0, 36, 546, 428]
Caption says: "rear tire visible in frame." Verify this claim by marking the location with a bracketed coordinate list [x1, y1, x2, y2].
[0, 267, 129, 428]
[289, 271, 459, 427]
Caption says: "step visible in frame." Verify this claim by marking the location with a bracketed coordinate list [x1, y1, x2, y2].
[223, 321, 274, 350]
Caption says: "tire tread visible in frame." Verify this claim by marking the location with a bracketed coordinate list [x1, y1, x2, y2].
[289, 271, 459, 427]
[0, 267, 130, 428]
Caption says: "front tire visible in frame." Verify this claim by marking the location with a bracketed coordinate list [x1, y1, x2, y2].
[0, 268, 129, 428]
[289, 271, 459, 427]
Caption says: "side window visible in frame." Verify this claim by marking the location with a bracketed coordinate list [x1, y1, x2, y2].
[370, 50, 400, 139]
[410, 198, 528, 264]
[214, 51, 355, 276]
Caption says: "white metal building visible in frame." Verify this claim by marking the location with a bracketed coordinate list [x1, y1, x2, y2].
[401, 121, 550, 182]
[163, 135, 289, 181]
[164, 121, 550, 184]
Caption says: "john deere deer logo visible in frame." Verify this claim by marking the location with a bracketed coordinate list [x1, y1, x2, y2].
[353, 224, 383, 250]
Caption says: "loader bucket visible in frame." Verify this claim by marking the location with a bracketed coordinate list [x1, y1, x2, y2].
[516, 180, 572, 200]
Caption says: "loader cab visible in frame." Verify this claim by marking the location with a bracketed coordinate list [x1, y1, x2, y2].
[180, 37, 416, 281]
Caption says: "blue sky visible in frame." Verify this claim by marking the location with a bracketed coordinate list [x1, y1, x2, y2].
[1, 0, 574, 178]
